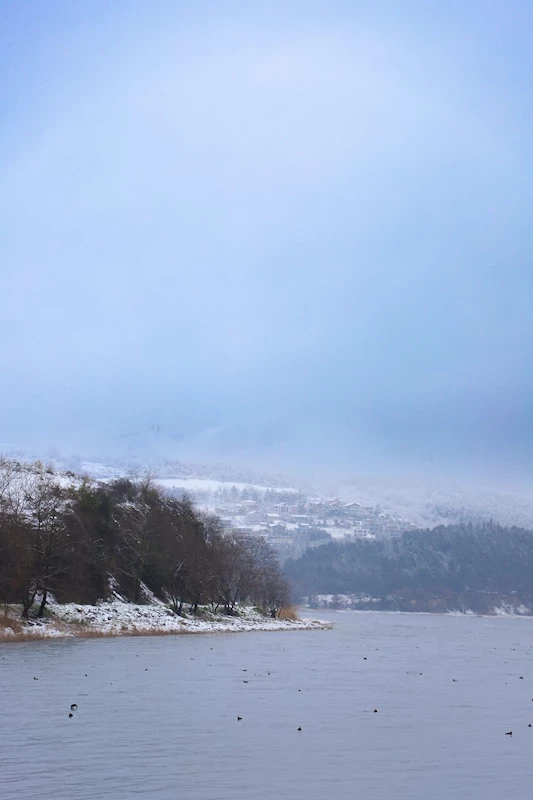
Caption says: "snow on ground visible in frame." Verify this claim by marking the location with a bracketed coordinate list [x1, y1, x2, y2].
[0, 460, 84, 514]
[307, 594, 533, 617]
[0, 460, 297, 499]
[0, 602, 331, 640]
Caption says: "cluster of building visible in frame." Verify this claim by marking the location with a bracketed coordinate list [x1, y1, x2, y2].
[207, 493, 418, 562]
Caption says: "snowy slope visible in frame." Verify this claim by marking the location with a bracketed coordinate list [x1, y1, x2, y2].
[337, 476, 533, 529]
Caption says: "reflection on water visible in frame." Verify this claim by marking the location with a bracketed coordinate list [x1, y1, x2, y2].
[2, 612, 533, 800]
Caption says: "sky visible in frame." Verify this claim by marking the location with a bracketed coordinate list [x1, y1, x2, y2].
[1, 0, 532, 478]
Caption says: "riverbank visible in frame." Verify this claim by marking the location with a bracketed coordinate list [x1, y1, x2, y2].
[0, 601, 332, 642]
[304, 593, 533, 616]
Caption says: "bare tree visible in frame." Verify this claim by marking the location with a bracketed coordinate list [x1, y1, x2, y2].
[22, 469, 72, 617]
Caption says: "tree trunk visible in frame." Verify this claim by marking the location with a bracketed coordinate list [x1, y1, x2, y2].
[37, 590, 48, 618]
[133, 574, 141, 604]
[21, 590, 37, 619]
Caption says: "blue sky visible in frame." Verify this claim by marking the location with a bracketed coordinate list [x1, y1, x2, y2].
[1, 1, 532, 475]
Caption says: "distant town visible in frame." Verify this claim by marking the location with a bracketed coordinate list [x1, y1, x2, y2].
[163, 483, 419, 562]
[0, 449, 422, 563]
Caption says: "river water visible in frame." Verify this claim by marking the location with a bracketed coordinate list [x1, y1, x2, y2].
[2, 611, 533, 800]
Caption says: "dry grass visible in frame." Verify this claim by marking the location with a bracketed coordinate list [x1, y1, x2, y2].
[0, 614, 58, 643]
[278, 605, 300, 621]
[0, 615, 25, 637]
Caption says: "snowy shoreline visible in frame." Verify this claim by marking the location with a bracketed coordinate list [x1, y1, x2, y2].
[305, 605, 533, 619]
[0, 601, 332, 642]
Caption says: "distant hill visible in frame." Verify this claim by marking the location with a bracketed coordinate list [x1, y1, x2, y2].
[285, 522, 533, 614]
[8, 450, 296, 492]
[335, 475, 533, 530]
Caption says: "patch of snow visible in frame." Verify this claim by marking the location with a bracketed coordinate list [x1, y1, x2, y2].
[2, 602, 331, 640]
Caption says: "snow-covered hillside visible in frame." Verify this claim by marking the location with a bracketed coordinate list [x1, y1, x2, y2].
[4, 450, 299, 495]
[336, 476, 533, 530]
[5, 448, 533, 532]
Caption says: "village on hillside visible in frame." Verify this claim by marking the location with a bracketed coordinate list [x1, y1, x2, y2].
[0, 451, 421, 564]
[162, 483, 419, 562]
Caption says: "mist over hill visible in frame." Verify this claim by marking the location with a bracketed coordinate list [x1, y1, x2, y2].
[2, 447, 296, 492]
[334, 475, 533, 530]
[5, 446, 533, 533]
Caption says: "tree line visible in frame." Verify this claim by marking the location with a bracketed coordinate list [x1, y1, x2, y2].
[0, 460, 290, 619]
[168, 484, 306, 508]
[285, 522, 533, 613]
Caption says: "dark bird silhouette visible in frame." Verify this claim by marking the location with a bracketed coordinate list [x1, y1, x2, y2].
[297, 727, 302, 731]
[68, 713, 73, 718]
[520, 676, 524, 679]
[237, 716, 242, 721]
[529, 724, 532, 728]
[374, 709, 378, 713]
[33, 677, 38, 680]
[243, 680, 249, 683]
[505, 731, 513, 736]
[70, 704, 78, 710]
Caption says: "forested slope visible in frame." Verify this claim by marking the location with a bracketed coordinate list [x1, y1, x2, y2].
[0, 460, 289, 619]
[285, 523, 533, 613]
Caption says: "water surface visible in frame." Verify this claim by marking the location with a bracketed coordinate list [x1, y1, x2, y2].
[2, 612, 533, 799]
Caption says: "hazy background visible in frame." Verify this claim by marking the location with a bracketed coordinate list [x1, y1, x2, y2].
[1, 0, 532, 480]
